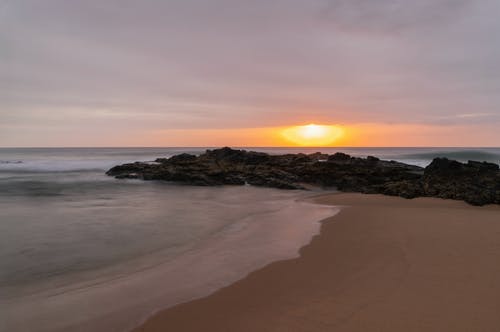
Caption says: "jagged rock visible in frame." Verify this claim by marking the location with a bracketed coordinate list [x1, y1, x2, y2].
[203, 147, 270, 165]
[164, 153, 197, 163]
[467, 160, 499, 171]
[328, 152, 351, 162]
[106, 148, 500, 206]
[421, 157, 500, 205]
[380, 180, 424, 199]
[308, 152, 329, 161]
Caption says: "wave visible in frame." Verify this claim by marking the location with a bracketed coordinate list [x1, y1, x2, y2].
[0, 148, 203, 173]
[0, 160, 23, 164]
[0, 168, 109, 174]
[0, 159, 143, 173]
[0, 177, 136, 197]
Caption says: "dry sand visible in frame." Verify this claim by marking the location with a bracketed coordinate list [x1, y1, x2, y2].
[134, 193, 500, 332]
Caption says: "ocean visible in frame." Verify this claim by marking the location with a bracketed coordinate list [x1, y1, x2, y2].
[1, 147, 499, 332]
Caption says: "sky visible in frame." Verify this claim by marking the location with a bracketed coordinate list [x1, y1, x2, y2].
[1, 0, 499, 147]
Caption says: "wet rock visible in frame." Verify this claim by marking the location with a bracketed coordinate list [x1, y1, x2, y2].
[106, 148, 500, 206]
[422, 157, 500, 205]
[308, 152, 329, 161]
[327, 152, 351, 162]
[165, 153, 197, 163]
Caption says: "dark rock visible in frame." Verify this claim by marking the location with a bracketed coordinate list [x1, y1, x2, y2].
[467, 160, 499, 171]
[308, 152, 329, 161]
[420, 157, 500, 205]
[166, 153, 197, 163]
[380, 180, 424, 199]
[328, 152, 351, 162]
[203, 147, 270, 165]
[106, 148, 499, 206]
[424, 158, 463, 176]
[115, 173, 140, 179]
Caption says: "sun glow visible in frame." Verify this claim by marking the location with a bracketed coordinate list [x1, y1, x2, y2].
[281, 124, 344, 146]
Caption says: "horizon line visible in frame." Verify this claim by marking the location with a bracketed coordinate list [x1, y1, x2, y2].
[1, 146, 500, 149]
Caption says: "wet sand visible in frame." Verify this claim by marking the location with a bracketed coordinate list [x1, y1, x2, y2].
[134, 193, 500, 332]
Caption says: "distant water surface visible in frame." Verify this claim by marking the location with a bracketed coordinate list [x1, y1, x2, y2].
[0, 147, 498, 332]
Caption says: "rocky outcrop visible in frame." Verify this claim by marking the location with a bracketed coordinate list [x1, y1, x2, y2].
[106, 147, 500, 206]
[421, 158, 499, 205]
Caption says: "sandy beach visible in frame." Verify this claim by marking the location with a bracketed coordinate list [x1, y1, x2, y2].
[134, 193, 500, 332]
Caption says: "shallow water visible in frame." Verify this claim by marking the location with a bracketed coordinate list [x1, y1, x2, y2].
[1, 183, 337, 332]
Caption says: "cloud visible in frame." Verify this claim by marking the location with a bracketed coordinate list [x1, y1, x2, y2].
[456, 113, 494, 118]
[1, 0, 499, 146]
[319, 0, 469, 34]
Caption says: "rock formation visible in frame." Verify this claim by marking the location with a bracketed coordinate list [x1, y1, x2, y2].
[107, 147, 500, 206]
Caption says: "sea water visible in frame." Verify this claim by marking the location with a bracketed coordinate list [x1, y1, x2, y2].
[1, 147, 498, 332]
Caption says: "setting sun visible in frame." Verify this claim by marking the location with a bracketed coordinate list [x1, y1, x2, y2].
[281, 124, 344, 146]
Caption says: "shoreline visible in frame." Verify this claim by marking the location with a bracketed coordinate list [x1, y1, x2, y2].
[133, 193, 500, 332]
[1, 189, 336, 332]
